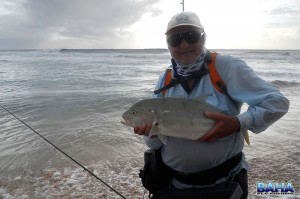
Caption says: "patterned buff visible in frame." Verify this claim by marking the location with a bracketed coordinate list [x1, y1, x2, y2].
[173, 48, 207, 80]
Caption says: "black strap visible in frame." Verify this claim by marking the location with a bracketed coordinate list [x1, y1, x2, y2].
[170, 152, 243, 186]
[153, 58, 209, 95]
[154, 79, 180, 95]
[188, 65, 209, 80]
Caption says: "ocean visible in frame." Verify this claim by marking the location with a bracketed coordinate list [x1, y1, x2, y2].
[0, 49, 299, 199]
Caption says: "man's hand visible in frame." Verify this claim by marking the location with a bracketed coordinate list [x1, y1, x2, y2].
[200, 112, 241, 142]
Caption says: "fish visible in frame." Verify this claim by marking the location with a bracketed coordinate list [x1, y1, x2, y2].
[121, 97, 250, 145]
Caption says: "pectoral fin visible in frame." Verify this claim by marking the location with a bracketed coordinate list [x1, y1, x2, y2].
[243, 130, 251, 147]
[195, 94, 211, 102]
[149, 122, 167, 145]
[148, 111, 167, 144]
[148, 122, 158, 138]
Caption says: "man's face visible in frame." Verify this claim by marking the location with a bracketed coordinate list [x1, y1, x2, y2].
[166, 26, 205, 65]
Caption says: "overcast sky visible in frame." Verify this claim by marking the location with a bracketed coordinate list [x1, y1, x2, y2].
[1, 0, 300, 50]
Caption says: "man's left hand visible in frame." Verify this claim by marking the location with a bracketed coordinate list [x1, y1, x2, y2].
[200, 111, 240, 142]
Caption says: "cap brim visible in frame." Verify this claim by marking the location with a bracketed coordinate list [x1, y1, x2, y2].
[165, 24, 204, 34]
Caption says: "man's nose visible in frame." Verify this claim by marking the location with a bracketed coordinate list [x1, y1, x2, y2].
[178, 39, 190, 48]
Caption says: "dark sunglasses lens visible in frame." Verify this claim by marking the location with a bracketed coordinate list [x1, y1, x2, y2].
[167, 35, 182, 47]
[185, 31, 201, 44]
[167, 31, 202, 47]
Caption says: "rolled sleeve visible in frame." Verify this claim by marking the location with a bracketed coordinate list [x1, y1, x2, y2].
[217, 56, 289, 133]
[237, 111, 253, 131]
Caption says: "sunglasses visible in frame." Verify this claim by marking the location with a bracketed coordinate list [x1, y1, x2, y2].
[167, 31, 204, 47]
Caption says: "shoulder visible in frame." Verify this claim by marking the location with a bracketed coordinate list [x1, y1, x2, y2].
[214, 53, 253, 81]
[155, 66, 173, 94]
[215, 53, 247, 69]
[159, 65, 173, 81]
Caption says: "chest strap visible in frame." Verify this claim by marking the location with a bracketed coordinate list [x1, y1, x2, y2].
[154, 51, 225, 96]
[154, 76, 179, 95]
[153, 60, 209, 95]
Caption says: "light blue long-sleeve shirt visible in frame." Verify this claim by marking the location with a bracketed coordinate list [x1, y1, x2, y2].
[144, 53, 289, 188]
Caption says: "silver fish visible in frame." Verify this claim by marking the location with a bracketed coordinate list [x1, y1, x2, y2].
[121, 97, 250, 145]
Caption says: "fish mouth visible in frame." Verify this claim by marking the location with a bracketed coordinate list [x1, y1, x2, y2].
[120, 116, 131, 127]
[120, 119, 130, 126]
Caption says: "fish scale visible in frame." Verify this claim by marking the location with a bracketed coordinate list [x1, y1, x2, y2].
[123, 97, 222, 140]
[122, 97, 250, 145]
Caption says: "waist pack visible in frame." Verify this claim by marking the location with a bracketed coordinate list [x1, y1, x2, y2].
[171, 152, 243, 186]
[152, 182, 243, 199]
[139, 148, 171, 194]
[139, 149, 243, 194]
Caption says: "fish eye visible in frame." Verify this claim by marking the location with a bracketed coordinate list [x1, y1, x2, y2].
[131, 110, 137, 116]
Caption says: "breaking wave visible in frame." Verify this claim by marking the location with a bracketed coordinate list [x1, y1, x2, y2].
[271, 80, 300, 88]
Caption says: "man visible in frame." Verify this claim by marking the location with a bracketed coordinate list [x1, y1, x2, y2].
[134, 11, 289, 198]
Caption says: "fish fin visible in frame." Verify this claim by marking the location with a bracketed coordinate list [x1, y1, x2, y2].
[150, 122, 167, 144]
[194, 94, 212, 102]
[148, 122, 158, 138]
[243, 130, 251, 147]
[149, 110, 159, 137]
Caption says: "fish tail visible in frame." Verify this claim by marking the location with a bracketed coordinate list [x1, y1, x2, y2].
[243, 130, 251, 147]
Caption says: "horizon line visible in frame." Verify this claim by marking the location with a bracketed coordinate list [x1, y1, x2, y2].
[1, 48, 300, 51]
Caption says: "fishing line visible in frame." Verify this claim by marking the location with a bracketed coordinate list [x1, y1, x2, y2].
[0, 104, 126, 199]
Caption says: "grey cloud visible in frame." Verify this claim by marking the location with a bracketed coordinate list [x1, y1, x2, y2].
[261, 1, 300, 29]
[269, 6, 300, 15]
[260, 2, 300, 50]
[266, 0, 300, 16]
[0, 0, 162, 49]
[260, 29, 300, 49]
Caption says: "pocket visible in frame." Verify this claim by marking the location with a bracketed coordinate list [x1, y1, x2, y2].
[139, 148, 170, 194]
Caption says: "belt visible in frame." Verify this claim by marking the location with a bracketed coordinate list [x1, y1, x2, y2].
[170, 152, 242, 186]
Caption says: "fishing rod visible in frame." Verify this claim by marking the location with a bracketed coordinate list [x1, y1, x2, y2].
[180, 0, 185, 11]
[0, 104, 127, 199]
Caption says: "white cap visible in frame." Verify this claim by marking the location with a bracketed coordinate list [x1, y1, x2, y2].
[165, 11, 204, 34]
